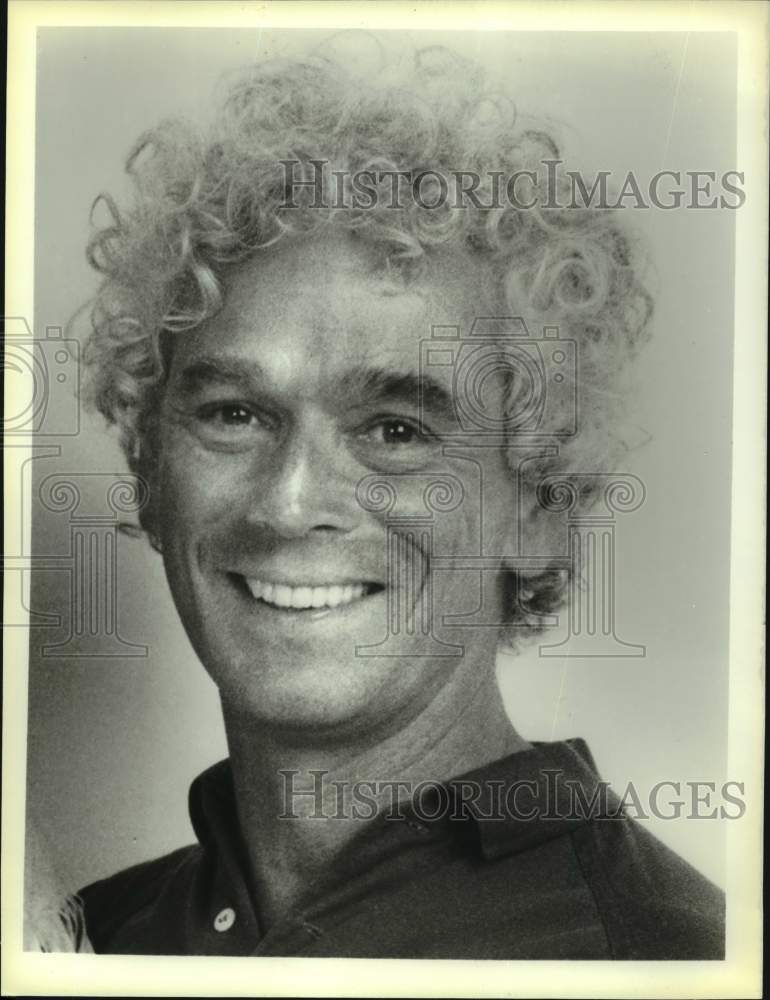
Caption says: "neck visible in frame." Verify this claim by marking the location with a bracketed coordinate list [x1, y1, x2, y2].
[222, 664, 530, 929]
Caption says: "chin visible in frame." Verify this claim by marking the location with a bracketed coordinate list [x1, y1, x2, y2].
[212, 651, 399, 736]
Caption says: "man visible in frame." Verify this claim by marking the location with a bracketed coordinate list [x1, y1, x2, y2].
[77, 36, 723, 958]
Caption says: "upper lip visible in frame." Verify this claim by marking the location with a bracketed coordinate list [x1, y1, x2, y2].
[229, 570, 383, 588]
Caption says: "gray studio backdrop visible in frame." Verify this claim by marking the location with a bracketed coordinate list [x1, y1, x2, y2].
[23, 27, 735, 894]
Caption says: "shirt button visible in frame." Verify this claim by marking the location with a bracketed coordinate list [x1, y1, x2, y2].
[213, 907, 236, 932]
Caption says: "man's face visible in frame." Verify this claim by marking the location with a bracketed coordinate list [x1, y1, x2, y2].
[155, 232, 518, 738]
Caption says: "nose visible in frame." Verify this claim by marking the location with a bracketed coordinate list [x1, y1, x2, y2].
[248, 424, 358, 538]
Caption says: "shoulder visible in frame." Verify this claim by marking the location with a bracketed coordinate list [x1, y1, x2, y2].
[570, 814, 725, 959]
[78, 844, 201, 953]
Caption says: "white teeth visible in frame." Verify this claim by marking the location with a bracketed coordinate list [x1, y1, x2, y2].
[245, 578, 367, 610]
[291, 587, 313, 609]
[274, 584, 292, 606]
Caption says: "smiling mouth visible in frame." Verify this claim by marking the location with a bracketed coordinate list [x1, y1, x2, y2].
[240, 577, 384, 612]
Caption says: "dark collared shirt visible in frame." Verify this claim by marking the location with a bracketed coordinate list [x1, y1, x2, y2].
[80, 739, 724, 959]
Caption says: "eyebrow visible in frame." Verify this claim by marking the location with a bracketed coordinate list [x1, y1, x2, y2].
[173, 357, 264, 392]
[173, 357, 457, 421]
[339, 366, 457, 421]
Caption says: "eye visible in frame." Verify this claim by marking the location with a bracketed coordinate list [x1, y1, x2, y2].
[379, 420, 418, 445]
[196, 402, 259, 428]
[185, 400, 276, 450]
[352, 416, 440, 473]
[204, 404, 255, 426]
[366, 418, 430, 447]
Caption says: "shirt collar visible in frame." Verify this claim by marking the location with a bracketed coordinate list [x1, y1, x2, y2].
[443, 737, 615, 860]
[188, 737, 613, 872]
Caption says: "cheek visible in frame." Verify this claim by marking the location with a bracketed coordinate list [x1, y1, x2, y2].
[485, 494, 517, 551]
[432, 505, 481, 556]
[430, 471, 515, 556]
[156, 431, 244, 548]
[480, 460, 517, 547]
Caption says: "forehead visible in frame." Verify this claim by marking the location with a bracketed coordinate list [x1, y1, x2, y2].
[172, 232, 498, 384]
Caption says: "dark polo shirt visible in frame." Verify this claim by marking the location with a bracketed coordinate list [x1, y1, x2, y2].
[79, 738, 724, 959]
